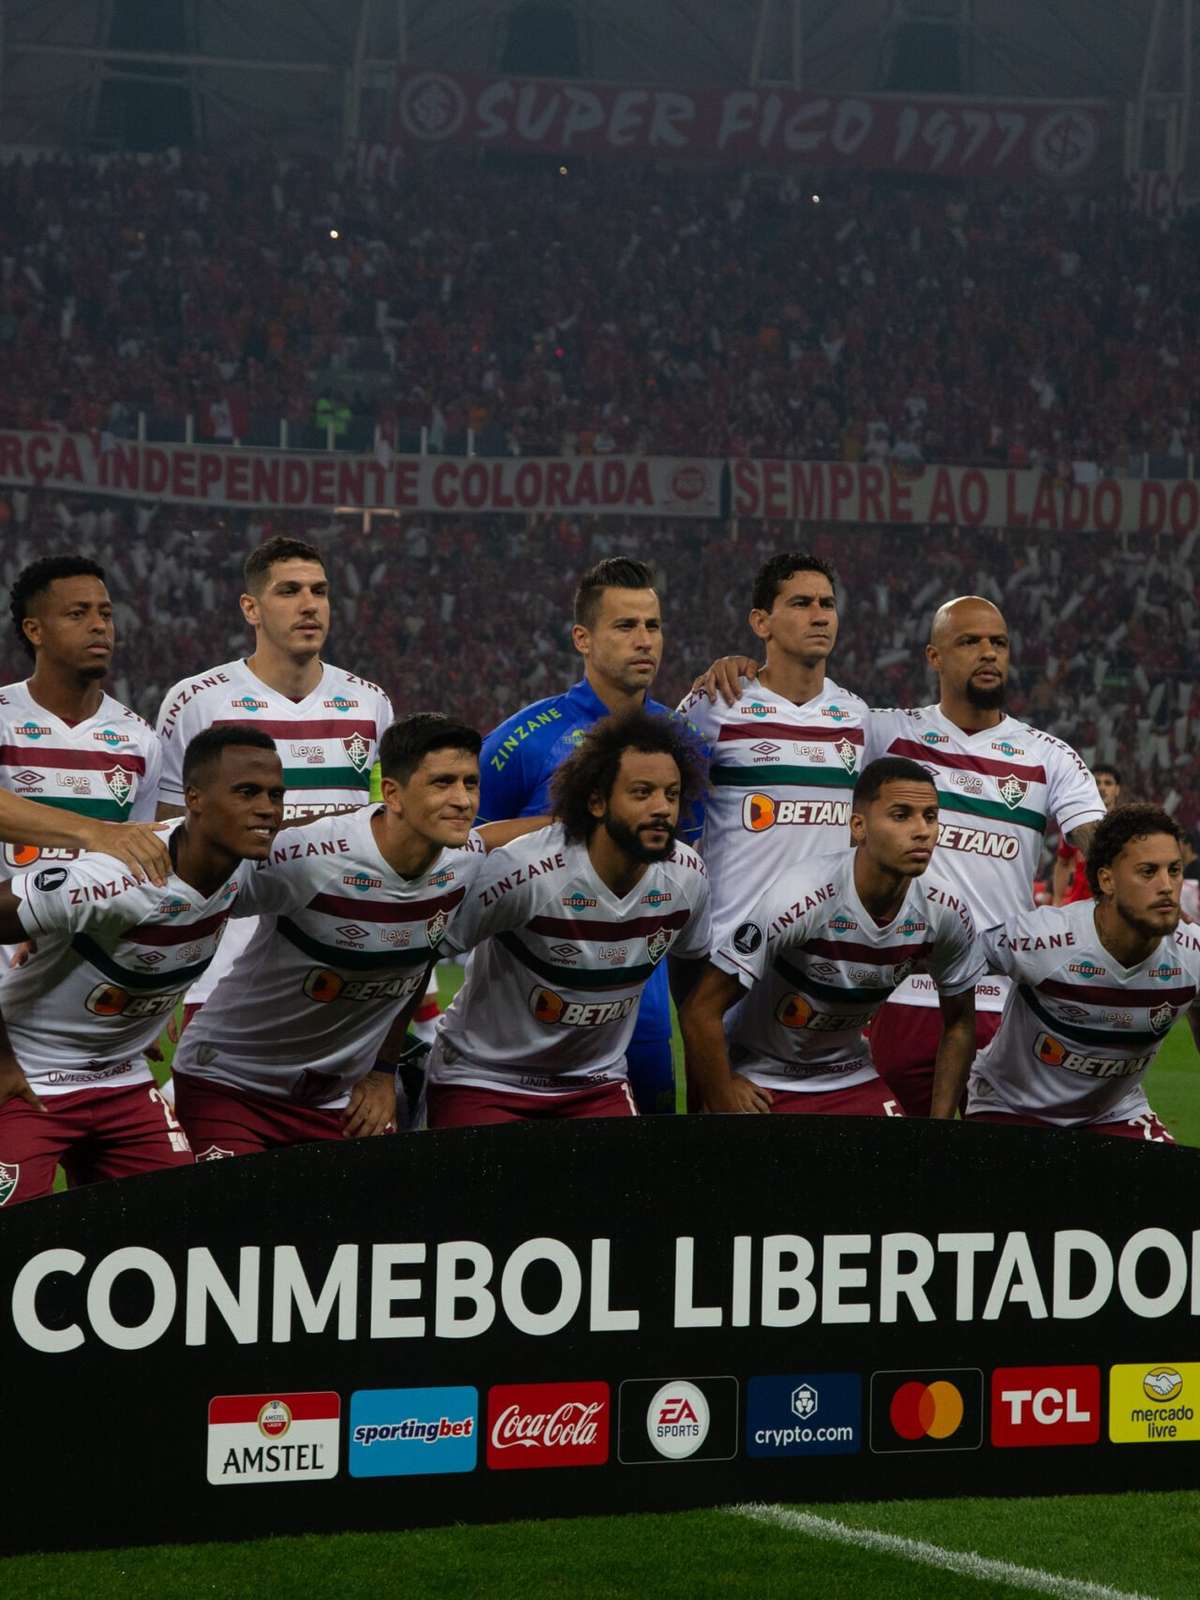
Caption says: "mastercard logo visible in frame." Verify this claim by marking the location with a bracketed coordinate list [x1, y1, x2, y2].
[530, 986, 565, 1023]
[1035, 1031, 1068, 1066]
[303, 968, 345, 1003]
[889, 1380, 965, 1441]
[776, 994, 814, 1029]
[742, 794, 776, 832]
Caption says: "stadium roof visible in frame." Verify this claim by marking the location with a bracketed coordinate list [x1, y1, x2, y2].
[0, 0, 1187, 162]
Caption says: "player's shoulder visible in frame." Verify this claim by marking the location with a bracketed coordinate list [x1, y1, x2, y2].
[1171, 922, 1200, 968]
[820, 678, 870, 716]
[323, 662, 391, 707]
[1020, 720, 1089, 770]
[0, 679, 29, 715]
[917, 870, 977, 933]
[666, 837, 708, 882]
[156, 659, 243, 735]
[26, 850, 147, 907]
[483, 692, 572, 750]
[990, 898, 1085, 951]
[496, 821, 569, 865]
[674, 687, 722, 729]
[99, 694, 157, 742]
[261, 811, 359, 870]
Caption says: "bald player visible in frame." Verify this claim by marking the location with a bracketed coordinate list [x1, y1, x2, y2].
[693, 595, 1104, 1115]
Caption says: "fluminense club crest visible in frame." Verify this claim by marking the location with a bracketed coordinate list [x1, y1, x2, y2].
[426, 908, 449, 945]
[834, 737, 858, 774]
[1150, 1001, 1176, 1035]
[0, 1161, 17, 1205]
[646, 927, 674, 964]
[997, 774, 1028, 809]
[342, 732, 371, 772]
[103, 766, 136, 805]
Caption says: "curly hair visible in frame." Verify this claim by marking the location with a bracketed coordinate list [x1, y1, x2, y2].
[1086, 803, 1183, 897]
[549, 709, 707, 845]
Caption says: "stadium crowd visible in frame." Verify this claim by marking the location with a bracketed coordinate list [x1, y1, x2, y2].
[2, 149, 1199, 469]
[0, 496, 1195, 832]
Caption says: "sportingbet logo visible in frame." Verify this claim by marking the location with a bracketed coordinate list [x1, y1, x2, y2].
[741, 793, 850, 831]
[530, 987, 637, 1027]
[14, 721, 51, 740]
[486, 1382, 609, 1470]
[231, 696, 268, 713]
[349, 1387, 478, 1478]
[991, 1366, 1099, 1447]
[1109, 1363, 1200, 1444]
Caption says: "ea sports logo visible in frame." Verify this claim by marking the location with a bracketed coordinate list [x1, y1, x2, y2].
[257, 1399, 292, 1439]
[531, 987, 565, 1024]
[303, 968, 345, 1004]
[777, 994, 814, 1029]
[86, 983, 129, 1016]
[889, 1380, 965, 1442]
[742, 793, 776, 832]
[646, 1381, 710, 1460]
[1035, 1031, 1067, 1066]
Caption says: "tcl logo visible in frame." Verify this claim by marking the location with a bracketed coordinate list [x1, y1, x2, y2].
[990, 1366, 1100, 1447]
[486, 1382, 609, 1470]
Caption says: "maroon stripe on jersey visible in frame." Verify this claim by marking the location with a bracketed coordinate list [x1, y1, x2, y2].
[801, 936, 935, 966]
[718, 723, 864, 744]
[0, 746, 146, 773]
[211, 717, 378, 740]
[887, 738, 1047, 784]
[527, 909, 692, 941]
[123, 907, 231, 945]
[1037, 976, 1198, 1007]
[307, 885, 465, 922]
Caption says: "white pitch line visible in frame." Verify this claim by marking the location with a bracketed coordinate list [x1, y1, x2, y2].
[725, 1503, 1156, 1600]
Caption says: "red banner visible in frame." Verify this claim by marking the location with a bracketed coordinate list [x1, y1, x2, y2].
[392, 70, 1109, 183]
[730, 460, 1200, 536]
[0, 432, 720, 518]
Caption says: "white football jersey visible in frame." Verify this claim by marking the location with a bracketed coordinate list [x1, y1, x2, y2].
[866, 705, 1104, 1011]
[713, 851, 983, 1095]
[678, 678, 867, 951]
[3, 823, 249, 1094]
[155, 657, 393, 1004]
[175, 810, 486, 1108]
[0, 679, 160, 874]
[968, 903, 1200, 1126]
[433, 823, 711, 1093]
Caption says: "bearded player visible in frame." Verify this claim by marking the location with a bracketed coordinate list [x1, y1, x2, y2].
[0, 727, 283, 1205]
[428, 710, 711, 1126]
[967, 804, 1200, 1140]
[680, 758, 980, 1117]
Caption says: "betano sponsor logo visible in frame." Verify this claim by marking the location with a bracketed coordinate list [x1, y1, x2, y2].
[302, 968, 423, 1005]
[1033, 1031, 1152, 1079]
[936, 823, 1020, 858]
[742, 793, 850, 831]
[529, 987, 637, 1027]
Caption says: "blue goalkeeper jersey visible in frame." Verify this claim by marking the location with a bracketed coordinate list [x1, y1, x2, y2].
[478, 677, 702, 1043]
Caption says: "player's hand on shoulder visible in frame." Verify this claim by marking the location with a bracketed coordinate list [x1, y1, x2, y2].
[78, 820, 172, 887]
[706, 1077, 773, 1115]
[690, 656, 760, 706]
[8, 940, 35, 969]
[342, 1070, 398, 1138]
[0, 1053, 44, 1113]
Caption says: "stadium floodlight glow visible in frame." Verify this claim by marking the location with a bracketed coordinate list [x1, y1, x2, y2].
[330, 228, 340, 239]
[811, 194, 821, 204]
[559, 165, 568, 176]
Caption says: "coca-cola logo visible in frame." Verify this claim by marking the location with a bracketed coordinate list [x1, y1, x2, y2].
[486, 1382, 610, 1470]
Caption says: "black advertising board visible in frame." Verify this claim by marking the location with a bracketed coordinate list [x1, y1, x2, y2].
[3, 1116, 1200, 1555]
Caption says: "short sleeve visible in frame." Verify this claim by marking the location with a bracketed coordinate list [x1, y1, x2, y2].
[155, 683, 187, 806]
[439, 846, 539, 955]
[233, 821, 340, 918]
[669, 876, 711, 962]
[15, 861, 114, 939]
[930, 903, 985, 997]
[132, 735, 163, 821]
[980, 923, 1015, 977]
[709, 880, 786, 988]
[1043, 737, 1105, 838]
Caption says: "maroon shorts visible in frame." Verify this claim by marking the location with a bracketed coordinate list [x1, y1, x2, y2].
[174, 1073, 345, 1159]
[766, 1076, 904, 1118]
[0, 1081, 193, 1206]
[870, 1001, 1003, 1117]
[427, 1079, 637, 1128]
[967, 1109, 1176, 1143]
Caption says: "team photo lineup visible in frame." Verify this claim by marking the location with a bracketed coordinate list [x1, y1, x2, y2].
[0, 529, 1196, 1207]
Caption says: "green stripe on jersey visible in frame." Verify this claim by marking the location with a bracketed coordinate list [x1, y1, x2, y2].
[938, 792, 1047, 833]
[774, 953, 892, 1004]
[277, 917, 437, 972]
[281, 766, 372, 791]
[30, 795, 132, 822]
[711, 764, 856, 789]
